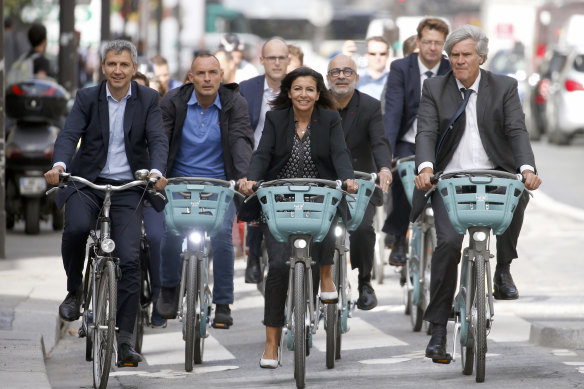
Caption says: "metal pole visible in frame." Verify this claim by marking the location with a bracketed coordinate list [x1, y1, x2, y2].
[0, 4, 6, 258]
[102, 0, 111, 42]
[59, 0, 78, 94]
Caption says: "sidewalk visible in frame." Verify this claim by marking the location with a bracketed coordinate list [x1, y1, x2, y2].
[0, 191, 583, 388]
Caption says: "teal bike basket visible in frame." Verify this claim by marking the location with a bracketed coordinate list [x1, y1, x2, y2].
[397, 160, 417, 206]
[437, 176, 525, 235]
[257, 185, 342, 243]
[345, 179, 376, 232]
[164, 184, 235, 237]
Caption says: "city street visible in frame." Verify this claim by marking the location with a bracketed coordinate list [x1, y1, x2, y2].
[2, 139, 584, 388]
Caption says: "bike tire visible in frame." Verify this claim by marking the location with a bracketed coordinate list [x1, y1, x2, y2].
[132, 300, 144, 354]
[462, 256, 476, 376]
[185, 254, 197, 372]
[332, 250, 343, 361]
[83, 257, 94, 362]
[408, 257, 424, 331]
[293, 262, 306, 389]
[194, 257, 205, 365]
[422, 226, 436, 335]
[475, 255, 487, 382]
[325, 302, 337, 369]
[92, 260, 116, 389]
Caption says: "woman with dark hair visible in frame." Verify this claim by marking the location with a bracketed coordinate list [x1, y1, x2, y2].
[241, 66, 357, 368]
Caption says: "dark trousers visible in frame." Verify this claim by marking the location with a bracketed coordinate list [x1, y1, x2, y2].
[349, 201, 376, 284]
[246, 223, 263, 258]
[382, 141, 416, 237]
[261, 223, 335, 328]
[423, 190, 530, 326]
[62, 184, 143, 334]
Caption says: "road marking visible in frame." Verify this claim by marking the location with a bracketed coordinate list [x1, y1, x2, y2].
[553, 349, 578, 357]
[488, 312, 531, 342]
[141, 331, 236, 366]
[312, 317, 407, 352]
[110, 366, 239, 378]
[563, 362, 584, 366]
[359, 357, 411, 365]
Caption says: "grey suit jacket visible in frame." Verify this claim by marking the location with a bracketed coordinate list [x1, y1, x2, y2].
[410, 69, 536, 220]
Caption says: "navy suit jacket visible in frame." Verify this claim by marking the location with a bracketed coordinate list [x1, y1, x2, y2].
[383, 53, 451, 152]
[53, 80, 168, 208]
[239, 75, 265, 131]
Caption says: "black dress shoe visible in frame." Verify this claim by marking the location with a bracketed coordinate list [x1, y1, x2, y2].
[388, 236, 407, 266]
[212, 304, 233, 328]
[244, 254, 261, 284]
[493, 267, 519, 300]
[59, 288, 82, 321]
[156, 286, 179, 319]
[118, 343, 142, 367]
[425, 325, 447, 359]
[357, 282, 378, 310]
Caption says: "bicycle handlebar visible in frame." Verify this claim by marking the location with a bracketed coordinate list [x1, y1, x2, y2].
[425, 169, 525, 198]
[46, 172, 164, 198]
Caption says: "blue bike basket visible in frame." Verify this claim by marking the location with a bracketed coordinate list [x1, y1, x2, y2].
[397, 160, 417, 206]
[164, 184, 234, 237]
[257, 185, 342, 243]
[437, 176, 525, 235]
[345, 179, 376, 232]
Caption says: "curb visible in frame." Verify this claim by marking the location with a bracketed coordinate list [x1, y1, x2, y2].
[529, 321, 584, 349]
[0, 330, 51, 389]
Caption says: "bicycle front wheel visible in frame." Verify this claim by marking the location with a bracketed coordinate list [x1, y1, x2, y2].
[325, 300, 337, 369]
[474, 254, 487, 382]
[194, 257, 205, 364]
[293, 261, 306, 388]
[185, 254, 197, 372]
[93, 259, 117, 389]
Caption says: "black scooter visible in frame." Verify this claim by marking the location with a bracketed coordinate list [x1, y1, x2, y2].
[5, 79, 70, 234]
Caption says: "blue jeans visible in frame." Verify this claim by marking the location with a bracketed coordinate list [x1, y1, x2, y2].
[160, 202, 236, 304]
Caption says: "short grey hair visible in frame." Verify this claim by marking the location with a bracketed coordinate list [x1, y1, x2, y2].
[444, 24, 489, 63]
[101, 40, 138, 65]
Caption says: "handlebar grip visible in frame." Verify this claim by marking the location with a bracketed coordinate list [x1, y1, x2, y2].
[430, 176, 438, 185]
[252, 180, 263, 192]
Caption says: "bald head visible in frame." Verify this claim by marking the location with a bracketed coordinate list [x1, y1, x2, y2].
[327, 54, 359, 98]
[261, 38, 289, 86]
[328, 54, 357, 72]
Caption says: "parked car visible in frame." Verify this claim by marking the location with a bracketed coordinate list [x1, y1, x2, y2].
[545, 45, 584, 145]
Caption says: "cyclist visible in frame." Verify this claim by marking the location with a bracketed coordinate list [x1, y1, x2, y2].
[156, 53, 253, 329]
[412, 25, 541, 361]
[44, 39, 168, 365]
[240, 67, 357, 368]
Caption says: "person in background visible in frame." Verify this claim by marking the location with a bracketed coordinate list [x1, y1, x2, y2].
[357, 36, 390, 101]
[402, 34, 418, 57]
[287, 44, 304, 73]
[341, 40, 358, 58]
[214, 48, 236, 84]
[4, 17, 30, 71]
[238, 37, 290, 284]
[219, 33, 259, 83]
[240, 66, 358, 369]
[413, 24, 541, 361]
[156, 53, 254, 329]
[327, 54, 392, 310]
[382, 17, 451, 267]
[14, 22, 54, 79]
[151, 55, 182, 93]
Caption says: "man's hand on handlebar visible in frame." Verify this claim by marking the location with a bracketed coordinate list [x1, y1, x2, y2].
[414, 167, 435, 191]
[522, 170, 542, 191]
[150, 173, 167, 190]
[344, 179, 358, 194]
[44, 166, 65, 186]
[240, 178, 256, 196]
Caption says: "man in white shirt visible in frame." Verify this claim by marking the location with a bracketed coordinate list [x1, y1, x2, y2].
[413, 25, 542, 362]
[357, 36, 390, 100]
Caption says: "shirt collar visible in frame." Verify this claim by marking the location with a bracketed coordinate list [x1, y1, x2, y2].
[418, 56, 440, 76]
[187, 89, 222, 110]
[106, 83, 132, 102]
[455, 70, 481, 94]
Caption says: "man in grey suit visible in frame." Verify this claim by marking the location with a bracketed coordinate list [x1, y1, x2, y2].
[412, 25, 542, 360]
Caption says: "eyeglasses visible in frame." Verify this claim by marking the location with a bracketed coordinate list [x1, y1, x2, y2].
[328, 67, 355, 78]
[420, 40, 445, 47]
[368, 52, 388, 57]
[263, 56, 288, 63]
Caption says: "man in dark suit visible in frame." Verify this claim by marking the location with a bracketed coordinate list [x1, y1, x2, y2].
[239, 37, 290, 284]
[382, 18, 451, 266]
[413, 25, 542, 360]
[156, 53, 254, 329]
[44, 40, 168, 365]
[327, 54, 393, 310]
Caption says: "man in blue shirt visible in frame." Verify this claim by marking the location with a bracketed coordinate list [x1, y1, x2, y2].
[357, 36, 390, 101]
[156, 53, 254, 328]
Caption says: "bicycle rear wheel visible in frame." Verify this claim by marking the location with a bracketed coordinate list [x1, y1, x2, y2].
[293, 262, 306, 388]
[474, 255, 487, 382]
[93, 260, 117, 389]
[185, 254, 197, 372]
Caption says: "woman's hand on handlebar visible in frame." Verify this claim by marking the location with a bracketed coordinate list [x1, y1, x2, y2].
[239, 178, 257, 196]
[150, 173, 168, 190]
[44, 166, 65, 186]
[377, 168, 392, 193]
[344, 179, 358, 194]
[414, 167, 435, 191]
[522, 169, 542, 191]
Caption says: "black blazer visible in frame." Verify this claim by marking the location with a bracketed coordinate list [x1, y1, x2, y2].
[53, 80, 168, 208]
[247, 106, 354, 182]
[238, 75, 265, 130]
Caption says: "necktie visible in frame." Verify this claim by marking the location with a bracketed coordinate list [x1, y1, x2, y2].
[435, 88, 473, 157]
[425, 70, 434, 78]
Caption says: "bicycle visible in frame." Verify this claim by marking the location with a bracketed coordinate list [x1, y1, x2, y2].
[396, 156, 436, 333]
[253, 177, 345, 389]
[132, 221, 152, 354]
[328, 171, 377, 368]
[428, 169, 525, 383]
[47, 169, 159, 389]
[164, 177, 241, 372]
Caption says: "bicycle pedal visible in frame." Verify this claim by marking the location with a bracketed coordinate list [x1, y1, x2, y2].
[117, 361, 139, 368]
[211, 322, 230, 329]
[432, 353, 452, 364]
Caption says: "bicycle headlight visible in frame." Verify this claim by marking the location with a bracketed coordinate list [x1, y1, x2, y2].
[189, 232, 202, 244]
[425, 208, 434, 217]
[472, 231, 488, 242]
[101, 238, 116, 253]
[334, 225, 344, 237]
[293, 239, 307, 249]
